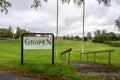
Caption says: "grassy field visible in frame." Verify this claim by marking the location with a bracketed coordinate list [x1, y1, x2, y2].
[0, 40, 120, 79]
[57, 40, 120, 67]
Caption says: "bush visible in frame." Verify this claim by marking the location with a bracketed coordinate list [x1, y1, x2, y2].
[84, 36, 88, 41]
[104, 41, 120, 47]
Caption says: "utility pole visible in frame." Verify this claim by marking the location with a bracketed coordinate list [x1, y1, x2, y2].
[56, 0, 59, 62]
[82, 0, 85, 61]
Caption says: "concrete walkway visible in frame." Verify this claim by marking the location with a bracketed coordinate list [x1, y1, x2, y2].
[0, 71, 46, 80]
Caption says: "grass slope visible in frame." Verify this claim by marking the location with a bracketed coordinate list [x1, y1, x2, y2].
[0, 40, 120, 79]
[57, 40, 120, 67]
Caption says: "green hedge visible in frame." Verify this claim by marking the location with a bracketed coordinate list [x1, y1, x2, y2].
[104, 41, 120, 47]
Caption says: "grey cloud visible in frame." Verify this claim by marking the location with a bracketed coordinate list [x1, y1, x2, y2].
[63, 16, 82, 27]
[0, 0, 120, 36]
[9, 0, 33, 11]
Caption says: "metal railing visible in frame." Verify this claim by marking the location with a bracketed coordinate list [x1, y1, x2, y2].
[81, 49, 115, 65]
[60, 48, 72, 64]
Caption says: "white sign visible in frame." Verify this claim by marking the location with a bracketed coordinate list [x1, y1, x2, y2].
[23, 37, 52, 49]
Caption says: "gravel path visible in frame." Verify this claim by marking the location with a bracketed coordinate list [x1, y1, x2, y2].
[0, 71, 46, 80]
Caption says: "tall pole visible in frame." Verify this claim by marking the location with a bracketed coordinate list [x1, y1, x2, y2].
[82, 0, 85, 61]
[56, 0, 59, 62]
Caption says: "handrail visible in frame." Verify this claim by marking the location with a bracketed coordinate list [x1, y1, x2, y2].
[81, 49, 115, 65]
[60, 48, 72, 64]
[81, 49, 114, 54]
[60, 48, 72, 55]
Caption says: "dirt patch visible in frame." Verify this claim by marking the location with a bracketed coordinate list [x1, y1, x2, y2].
[70, 60, 120, 80]
[70, 61, 120, 73]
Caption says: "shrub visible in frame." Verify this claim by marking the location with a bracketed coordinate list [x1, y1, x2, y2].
[104, 41, 120, 47]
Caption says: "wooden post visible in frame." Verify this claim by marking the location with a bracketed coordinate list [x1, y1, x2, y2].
[94, 52, 96, 64]
[108, 51, 111, 65]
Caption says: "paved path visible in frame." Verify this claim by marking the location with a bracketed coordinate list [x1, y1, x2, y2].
[0, 71, 46, 80]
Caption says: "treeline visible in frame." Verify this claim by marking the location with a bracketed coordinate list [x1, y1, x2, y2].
[62, 29, 120, 43]
[0, 26, 30, 39]
[63, 35, 88, 41]
[93, 29, 120, 43]
[63, 32, 92, 41]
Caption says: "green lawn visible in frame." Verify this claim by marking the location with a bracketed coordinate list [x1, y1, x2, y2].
[0, 40, 120, 79]
[57, 40, 120, 67]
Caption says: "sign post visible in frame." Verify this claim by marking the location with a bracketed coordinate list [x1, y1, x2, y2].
[21, 33, 54, 65]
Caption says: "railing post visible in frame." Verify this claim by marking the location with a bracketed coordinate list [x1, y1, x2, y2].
[68, 51, 70, 64]
[94, 52, 96, 64]
[60, 48, 72, 64]
[81, 50, 114, 65]
[108, 51, 111, 65]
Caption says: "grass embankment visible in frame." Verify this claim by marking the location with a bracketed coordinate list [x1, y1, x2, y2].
[0, 40, 120, 79]
[58, 40, 120, 67]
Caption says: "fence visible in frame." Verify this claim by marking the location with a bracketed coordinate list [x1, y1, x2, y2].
[81, 50, 115, 65]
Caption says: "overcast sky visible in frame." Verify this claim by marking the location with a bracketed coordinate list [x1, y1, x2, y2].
[0, 0, 120, 36]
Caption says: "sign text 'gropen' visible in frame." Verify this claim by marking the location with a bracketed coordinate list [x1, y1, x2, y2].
[23, 37, 52, 49]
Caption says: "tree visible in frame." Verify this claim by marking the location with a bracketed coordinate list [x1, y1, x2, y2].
[0, 0, 117, 14]
[108, 32, 117, 41]
[83, 36, 88, 41]
[0, 28, 13, 39]
[31, 0, 47, 10]
[93, 29, 111, 43]
[101, 29, 108, 41]
[70, 35, 74, 40]
[0, 0, 48, 14]
[66, 35, 70, 40]
[8, 26, 14, 38]
[93, 30, 99, 42]
[93, 29, 119, 43]
[74, 35, 81, 41]
[63, 35, 66, 40]
[101, 33, 108, 41]
[0, 28, 7, 38]
[94, 29, 101, 37]
[102, 29, 107, 34]
[0, 0, 12, 14]
[14, 27, 21, 39]
[61, 0, 113, 6]
[115, 16, 120, 31]
[117, 34, 120, 40]
[87, 32, 92, 40]
[14, 27, 30, 39]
